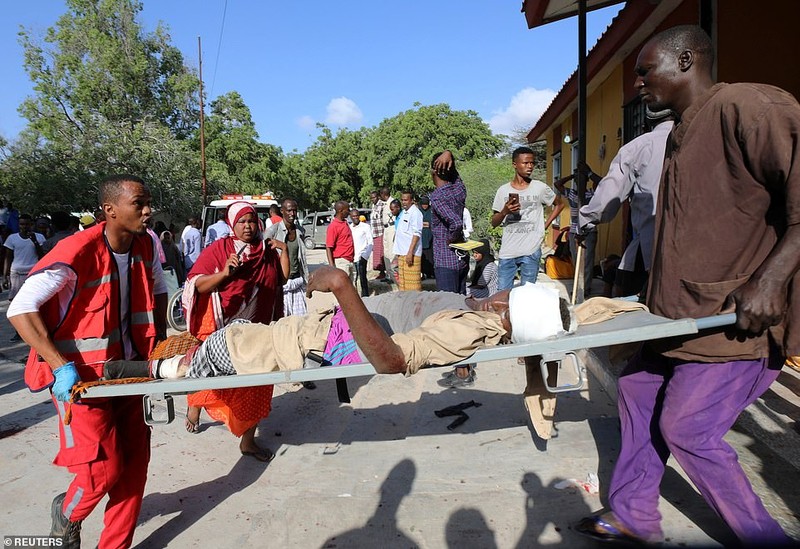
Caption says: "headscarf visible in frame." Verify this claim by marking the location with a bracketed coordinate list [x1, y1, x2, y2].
[226, 201, 264, 259]
[186, 201, 282, 335]
[470, 238, 495, 287]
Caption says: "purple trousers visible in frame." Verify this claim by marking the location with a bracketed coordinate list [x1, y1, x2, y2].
[608, 348, 789, 544]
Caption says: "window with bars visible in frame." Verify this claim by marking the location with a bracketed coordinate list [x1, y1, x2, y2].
[623, 96, 647, 144]
[552, 151, 562, 182]
[571, 142, 580, 173]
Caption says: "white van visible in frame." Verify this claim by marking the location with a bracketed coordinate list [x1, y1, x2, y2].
[201, 193, 279, 240]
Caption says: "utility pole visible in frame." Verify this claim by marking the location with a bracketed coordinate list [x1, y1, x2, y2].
[574, 0, 587, 304]
[198, 36, 207, 205]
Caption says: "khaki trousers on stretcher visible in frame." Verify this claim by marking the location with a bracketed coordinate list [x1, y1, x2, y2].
[224, 309, 506, 377]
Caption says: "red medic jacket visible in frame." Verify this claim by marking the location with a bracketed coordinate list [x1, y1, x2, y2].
[24, 223, 158, 392]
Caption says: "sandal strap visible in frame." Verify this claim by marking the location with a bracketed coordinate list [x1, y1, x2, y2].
[594, 516, 624, 537]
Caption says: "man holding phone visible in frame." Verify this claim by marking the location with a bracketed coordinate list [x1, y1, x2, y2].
[491, 146, 564, 290]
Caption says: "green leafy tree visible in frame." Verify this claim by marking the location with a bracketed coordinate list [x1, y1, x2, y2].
[360, 103, 504, 199]
[0, 131, 89, 215]
[19, 0, 198, 139]
[297, 124, 369, 210]
[4, 0, 201, 217]
[276, 152, 312, 210]
[528, 140, 548, 172]
[0, 122, 200, 216]
[202, 91, 282, 197]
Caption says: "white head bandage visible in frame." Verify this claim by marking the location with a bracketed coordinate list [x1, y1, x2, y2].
[509, 283, 571, 343]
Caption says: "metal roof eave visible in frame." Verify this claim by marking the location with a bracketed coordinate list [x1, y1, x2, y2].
[521, 0, 626, 29]
[524, 0, 682, 142]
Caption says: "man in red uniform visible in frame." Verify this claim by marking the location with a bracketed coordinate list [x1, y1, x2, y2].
[8, 174, 167, 548]
[325, 200, 356, 285]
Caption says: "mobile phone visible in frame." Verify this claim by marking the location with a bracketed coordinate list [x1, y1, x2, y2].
[508, 192, 519, 204]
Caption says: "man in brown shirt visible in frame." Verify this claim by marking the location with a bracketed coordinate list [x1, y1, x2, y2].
[578, 25, 799, 546]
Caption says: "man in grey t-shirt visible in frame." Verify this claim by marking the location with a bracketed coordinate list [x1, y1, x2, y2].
[491, 146, 564, 290]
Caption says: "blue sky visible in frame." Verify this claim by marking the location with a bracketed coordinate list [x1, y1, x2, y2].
[0, 1, 622, 153]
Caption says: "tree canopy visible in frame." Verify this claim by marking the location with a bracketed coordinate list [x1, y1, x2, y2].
[3, 0, 201, 215]
[20, 0, 198, 139]
[0, 0, 542, 227]
[203, 91, 283, 198]
[359, 103, 505, 200]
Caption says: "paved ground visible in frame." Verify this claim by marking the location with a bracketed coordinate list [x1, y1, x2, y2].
[1, 248, 799, 547]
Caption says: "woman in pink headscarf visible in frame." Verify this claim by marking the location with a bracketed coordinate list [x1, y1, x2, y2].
[183, 201, 289, 461]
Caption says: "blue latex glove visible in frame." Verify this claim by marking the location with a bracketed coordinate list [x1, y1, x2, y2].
[52, 362, 80, 402]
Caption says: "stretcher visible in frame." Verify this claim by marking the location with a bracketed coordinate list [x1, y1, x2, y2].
[79, 309, 737, 426]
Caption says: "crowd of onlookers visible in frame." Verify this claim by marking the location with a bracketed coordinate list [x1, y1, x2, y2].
[0, 139, 615, 340]
[0, 203, 102, 338]
[318, 146, 562, 305]
[0, 200, 192, 316]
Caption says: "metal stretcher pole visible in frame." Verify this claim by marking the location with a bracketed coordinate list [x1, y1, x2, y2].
[80, 310, 743, 407]
[695, 313, 737, 330]
[534, 312, 737, 394]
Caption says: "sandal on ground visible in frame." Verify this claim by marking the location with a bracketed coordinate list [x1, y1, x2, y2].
[185, 407, 201, 433]
[574, 514, 646, 545]
[240, 446, 275, 463]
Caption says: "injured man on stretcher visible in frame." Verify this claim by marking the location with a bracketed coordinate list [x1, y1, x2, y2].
[104, 266, 611, 381]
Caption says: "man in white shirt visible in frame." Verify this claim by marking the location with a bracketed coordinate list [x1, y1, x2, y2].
[180, 215, 202, 272]
[4, 213, 46, 304]
[349, 208, 373, 297]
[462, 207, 474, 240]
[578, 110, 674, 297]
[204, 210, 231, 247]
[393, 191, 423, 291]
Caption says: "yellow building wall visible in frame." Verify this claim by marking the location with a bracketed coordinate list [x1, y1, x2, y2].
[545, 64, 626, 268]
[541, 0, 800, 275]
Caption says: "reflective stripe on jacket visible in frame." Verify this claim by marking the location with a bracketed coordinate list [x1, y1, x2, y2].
[24, 223, 157, 391]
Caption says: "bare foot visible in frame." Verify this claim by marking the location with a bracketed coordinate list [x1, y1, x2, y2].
[185, 406, 201, 433]
[239, 426, 274, 462]
[240, 444, 274, 462]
